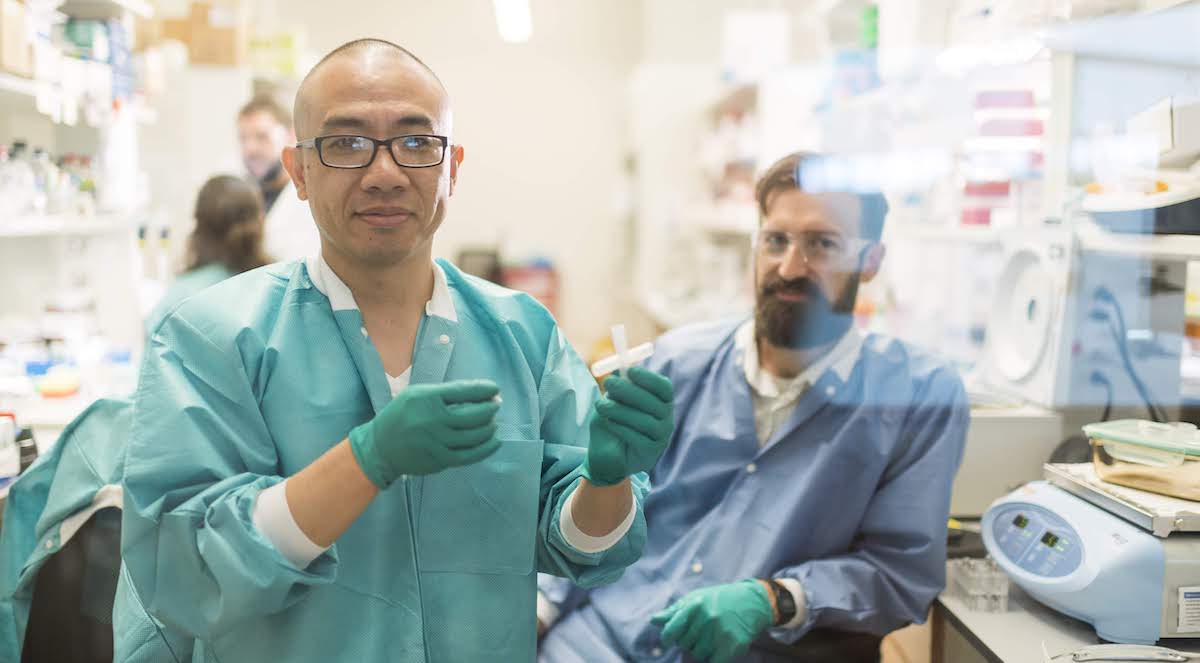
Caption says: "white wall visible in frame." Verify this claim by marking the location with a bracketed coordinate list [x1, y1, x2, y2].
[267, 0, 643, 350]
[141, 66, 253, 266]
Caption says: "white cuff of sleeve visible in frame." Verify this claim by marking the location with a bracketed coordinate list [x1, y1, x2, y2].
[251, 480, 329, 569]
[537, 590, 560, 627]
[775, 578, 809, 629]
[557, 482, 637, 554]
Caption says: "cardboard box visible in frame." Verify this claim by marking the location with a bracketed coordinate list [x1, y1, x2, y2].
[190, 2, 248, 66]
[0, 0, 33, 78]
[135, 16, 163, 51]
[159, 1, 248, 67]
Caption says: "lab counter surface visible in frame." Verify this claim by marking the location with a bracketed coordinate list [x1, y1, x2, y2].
[933, 584, 1200, 662]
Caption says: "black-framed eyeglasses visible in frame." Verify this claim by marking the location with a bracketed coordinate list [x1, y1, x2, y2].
[295, 134, 449, 169]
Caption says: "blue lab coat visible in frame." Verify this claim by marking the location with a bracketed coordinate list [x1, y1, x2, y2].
[539, 318, 968, 662]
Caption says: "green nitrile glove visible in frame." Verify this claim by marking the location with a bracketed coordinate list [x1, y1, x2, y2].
[650, 580, 775, 663]
[348, 379, 501, 489]
[582, 366, 675, 487]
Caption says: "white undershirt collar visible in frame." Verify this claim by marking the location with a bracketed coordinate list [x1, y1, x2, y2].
[305, 253, 457, 322]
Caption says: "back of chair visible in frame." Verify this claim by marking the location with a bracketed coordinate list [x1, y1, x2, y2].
[21, 507, 121, 663]
[751, 628, 883, 662]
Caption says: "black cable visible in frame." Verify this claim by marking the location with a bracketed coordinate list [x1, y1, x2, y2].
[1107, 317, 1166, 421]
[1103, 318, 1165, 422]
[1100, 287, 1170, 423]
[1089, 370, 1114, 423]
[1090, 287, 1169, 422]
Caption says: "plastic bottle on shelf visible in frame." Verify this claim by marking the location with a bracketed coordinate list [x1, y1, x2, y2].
[29, 148, 57, 215]
[58, 154, 81, 213]
[3, 142, 38, 220]
[0, 145, 12, 222]
[47, 153, 79, 215]
[77, 155, 97, 215]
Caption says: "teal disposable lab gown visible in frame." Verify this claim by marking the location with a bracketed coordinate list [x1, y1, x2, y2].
[115, 258, 648, 663]
[144, 263, 233, 335]
[0, 398, 129, 660]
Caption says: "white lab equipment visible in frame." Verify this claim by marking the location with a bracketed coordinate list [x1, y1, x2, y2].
[1043, 644, 1199, 662]
[611, 324, 629, 371]
[956, 181, 1200, 515]
[591, 344, 654, 378]
[591, 324, 655, 377]
[984, 466, 1200, 644]
[952, 225, 1074, 517]
[953, 405, 1064, 517]
[979, 225, 1078, 408]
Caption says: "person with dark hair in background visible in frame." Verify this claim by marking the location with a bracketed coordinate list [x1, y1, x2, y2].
[145, 175, 271, 333]
[237, 94, 321, 260]
[537, 151, 970, 663]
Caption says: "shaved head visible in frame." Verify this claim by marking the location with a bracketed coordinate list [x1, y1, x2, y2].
[281, 37, 464, 274]
[294, 39, 449, 138]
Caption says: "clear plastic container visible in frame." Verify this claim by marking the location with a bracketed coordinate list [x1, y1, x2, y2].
[949, 557, 1010, 612]
[1084, 420, 1200, 501]
[0, 142, 37, 219]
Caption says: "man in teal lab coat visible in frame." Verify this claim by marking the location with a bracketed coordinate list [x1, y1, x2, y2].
[114, 38, 674, 662]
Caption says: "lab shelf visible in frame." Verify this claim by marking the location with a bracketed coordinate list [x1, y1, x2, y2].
[57, 0, 154, 20]
[886, 223, 1003, 246]
[1041, 1, 1200, 67]
[0, 73, 53, 119]
[0, 72, 40, 99]
[1141, 0, 1200, 11]
[0, 214, 136, 238]
[687, 204, 758, 238]
[1076, 220, 1200, 261]
[0, 70, 118, 129]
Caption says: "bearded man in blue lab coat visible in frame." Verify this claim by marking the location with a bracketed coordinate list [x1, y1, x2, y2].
[112, 38, 677, 663]
[537, 152, 970, 663]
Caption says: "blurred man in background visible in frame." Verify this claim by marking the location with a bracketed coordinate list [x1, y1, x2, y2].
[236, 94, 320, 260]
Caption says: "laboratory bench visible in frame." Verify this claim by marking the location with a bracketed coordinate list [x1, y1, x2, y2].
[933, 583, 1200, 662]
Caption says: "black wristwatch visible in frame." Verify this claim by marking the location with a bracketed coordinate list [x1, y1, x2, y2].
[764, 579, 797, 626]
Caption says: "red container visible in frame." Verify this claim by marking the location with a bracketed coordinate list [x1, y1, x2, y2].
[964, 181, 1011, 197]
[501, 263, 559, 317]
[979, 118, 1044, 136]
[975, 90, 1035, 108]
[961, 208, 992, 226]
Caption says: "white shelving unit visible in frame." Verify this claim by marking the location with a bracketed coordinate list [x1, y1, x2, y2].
[887, 223, 1003, 246]
[1, 0, 155, 443]
[0, 72, 42, 100]
[0, 213, 136, 238]
[57, 0, 154, 20]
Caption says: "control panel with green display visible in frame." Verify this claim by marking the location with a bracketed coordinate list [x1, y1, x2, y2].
[989, 502, 1083, 578]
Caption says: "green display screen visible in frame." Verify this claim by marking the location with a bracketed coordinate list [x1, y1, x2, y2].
[1013, 515, 1029, 529]
[1041, 532, 1060, 548]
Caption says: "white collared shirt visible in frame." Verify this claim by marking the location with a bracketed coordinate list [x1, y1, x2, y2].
[306, 254, 457, 395]
[734, 321, 863, 446]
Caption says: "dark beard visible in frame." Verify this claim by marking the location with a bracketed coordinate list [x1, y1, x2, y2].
[755, 274, 859, 350]
[256, 160, 284, 188]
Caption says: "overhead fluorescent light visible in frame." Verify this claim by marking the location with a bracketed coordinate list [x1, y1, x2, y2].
[493, 0, 533, 43]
